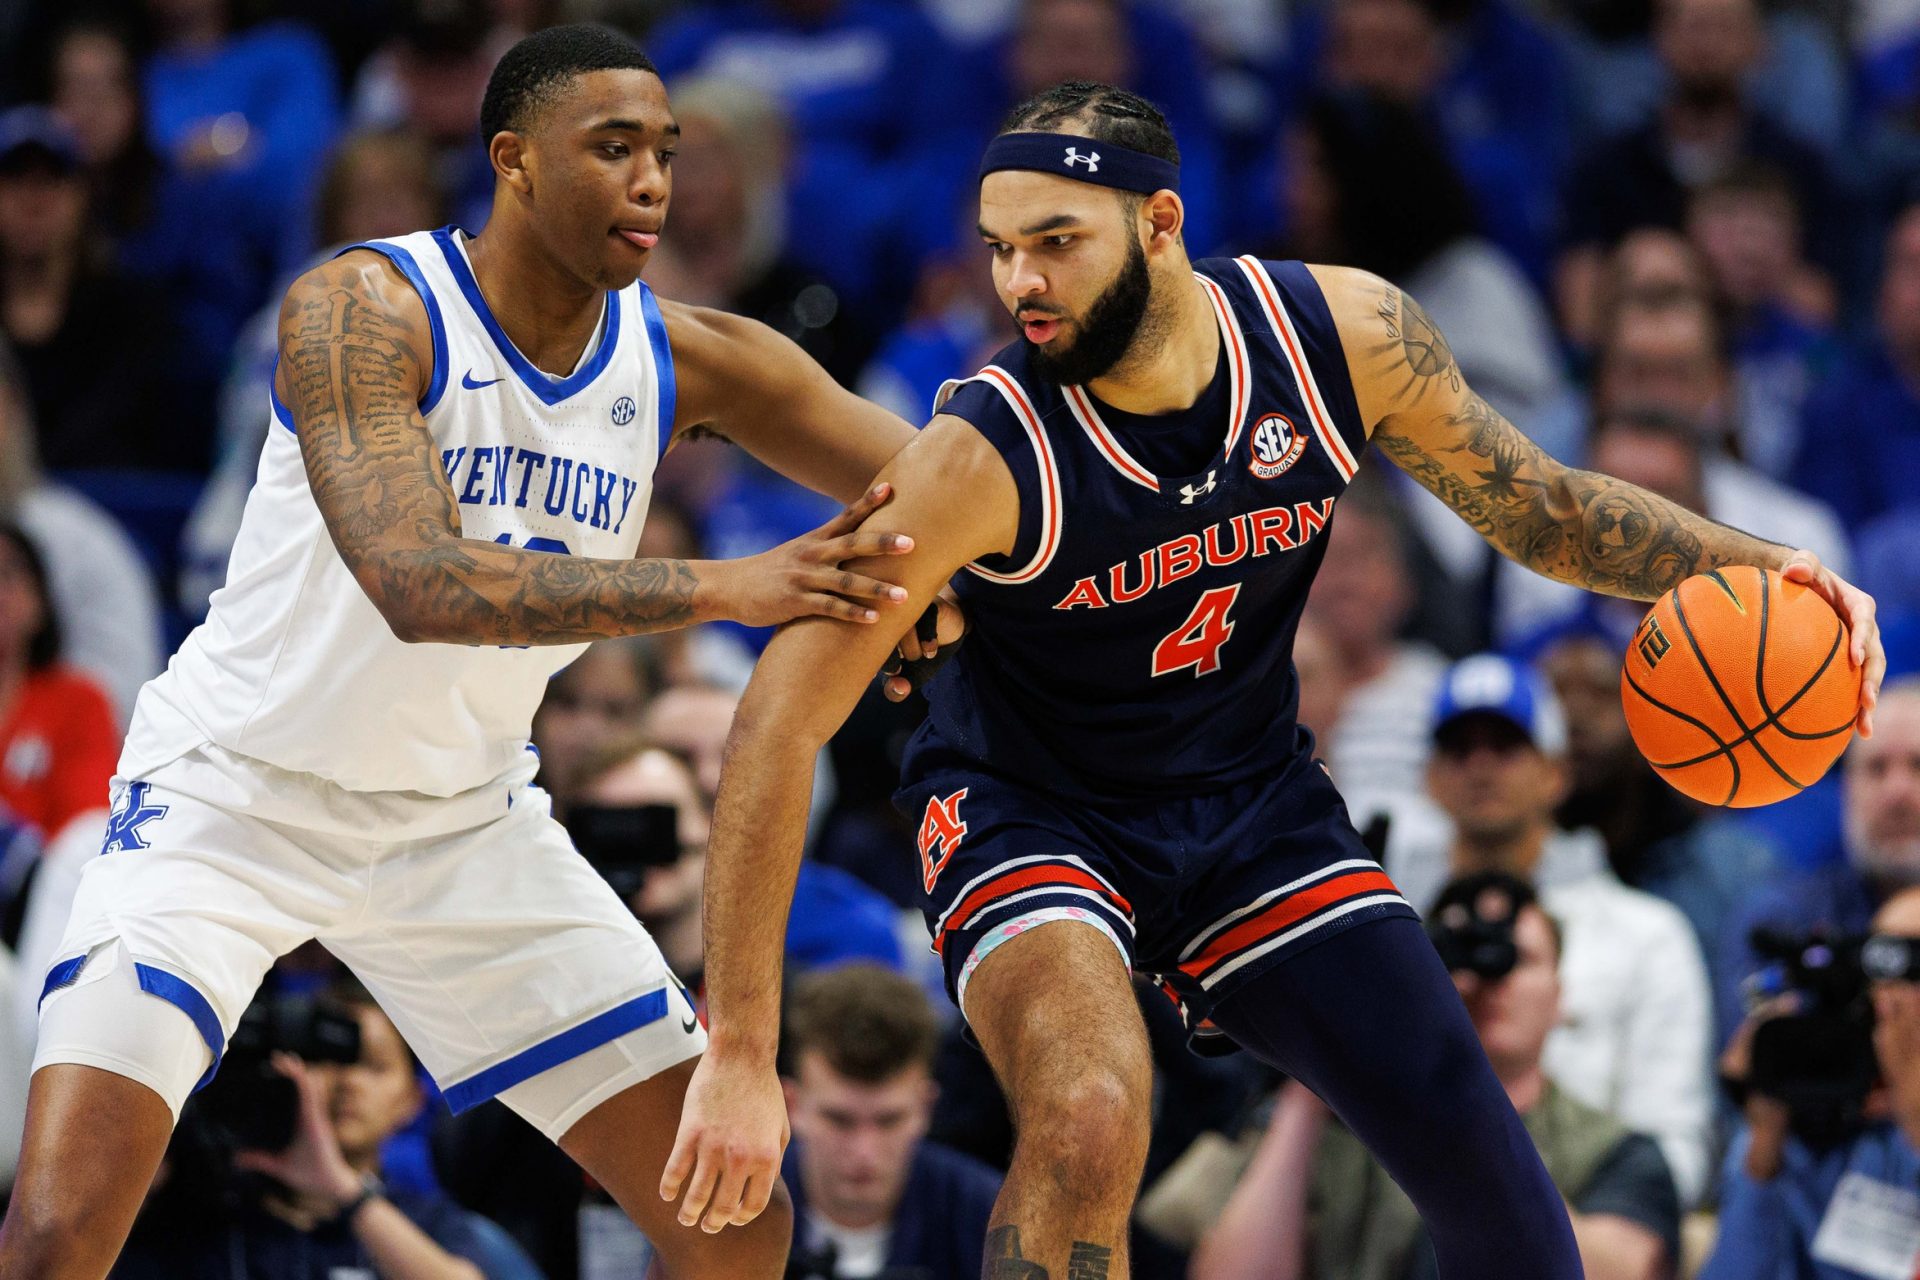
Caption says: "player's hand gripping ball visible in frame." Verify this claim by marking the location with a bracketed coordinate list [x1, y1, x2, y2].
[1621, 566, 1861, 807]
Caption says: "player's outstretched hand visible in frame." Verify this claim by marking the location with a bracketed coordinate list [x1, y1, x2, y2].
[1781, 549, 1884, 736]
[713, 483, 915, 628]
[660, 1049, 789, 1233]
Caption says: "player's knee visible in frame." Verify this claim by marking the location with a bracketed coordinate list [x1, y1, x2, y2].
[0, 1193, 114, 1277]
[1019, 1067, 1150, 1192]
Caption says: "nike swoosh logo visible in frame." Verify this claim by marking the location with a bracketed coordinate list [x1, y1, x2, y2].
[681, 1014, 699, 1035]
[461, 370, 503, 390]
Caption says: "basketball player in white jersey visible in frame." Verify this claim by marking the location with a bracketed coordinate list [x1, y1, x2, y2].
[0, 26, 931, 1279]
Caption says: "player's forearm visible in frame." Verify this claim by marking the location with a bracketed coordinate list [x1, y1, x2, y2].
[348, 536, 723, 645]
[700, 692, 835, 1061]
[351, 1196, 485, 1280]
[702, 620, 878, 1056]
[1375, 397, 1788, 600]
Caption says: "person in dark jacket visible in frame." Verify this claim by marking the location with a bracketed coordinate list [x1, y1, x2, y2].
[781, 963, 1000, 1280]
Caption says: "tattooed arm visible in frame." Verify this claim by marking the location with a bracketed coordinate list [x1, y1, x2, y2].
[275, 253, 911, 646]
[1312, 265, 1885, 731]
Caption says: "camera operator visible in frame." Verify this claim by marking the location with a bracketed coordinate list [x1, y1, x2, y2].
[1703, 883, 1920, 1280]
[116, 977, 541, 1279]
[1718, 677, 1920, 1040]
[1182, 872, 1680, 1280]
[781, 963, 1001, 1280]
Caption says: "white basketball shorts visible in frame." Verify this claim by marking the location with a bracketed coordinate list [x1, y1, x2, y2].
[34, 742, 705, 1139]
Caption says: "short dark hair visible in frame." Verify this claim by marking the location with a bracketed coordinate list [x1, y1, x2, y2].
[999, 80, 1180, 168]
[479, 23, 657, 146]
[785, 963, 939, 1084]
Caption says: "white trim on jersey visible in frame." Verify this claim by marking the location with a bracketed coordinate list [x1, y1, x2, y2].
[935, 366, 1064, 585]
[1234, 256, 1360, 483]
[1197, 271, 1254, 459]
[1058, 269, 1254, 493]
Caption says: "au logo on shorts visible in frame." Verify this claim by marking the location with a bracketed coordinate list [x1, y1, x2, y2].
[1248, 413, 1306, 479]
[918, 789, 969, 893]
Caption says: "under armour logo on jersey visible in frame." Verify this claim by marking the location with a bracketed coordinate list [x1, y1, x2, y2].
[101, 781, 168, 854]
[918, 789, 969, 892]
[1179, 471, 1218, 504]
[1063, 147, 1100, 172]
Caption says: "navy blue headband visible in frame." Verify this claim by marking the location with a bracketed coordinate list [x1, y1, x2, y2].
[978, 131, 1179, 195]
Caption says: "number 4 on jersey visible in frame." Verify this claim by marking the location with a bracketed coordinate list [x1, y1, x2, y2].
[1152, 585, 1242, 678]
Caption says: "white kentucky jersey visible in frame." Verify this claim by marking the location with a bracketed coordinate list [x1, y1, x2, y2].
[125, 227, 671, 799]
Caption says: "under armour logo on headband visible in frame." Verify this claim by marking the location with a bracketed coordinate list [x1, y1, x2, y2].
[979, 131, 1179, 195]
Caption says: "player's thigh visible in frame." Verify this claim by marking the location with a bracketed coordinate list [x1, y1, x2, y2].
[964, 919, 1152, 1141]
[556, 1059, 791, 1279]
[335, 791, 704, 1131]
[35, 777, 348, 1117]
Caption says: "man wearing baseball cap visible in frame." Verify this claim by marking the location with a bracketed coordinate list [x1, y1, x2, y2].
[1387, 652, 1718, 1205]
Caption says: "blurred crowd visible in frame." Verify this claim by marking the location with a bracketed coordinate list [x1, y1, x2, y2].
[0, 0, 1918, 1275]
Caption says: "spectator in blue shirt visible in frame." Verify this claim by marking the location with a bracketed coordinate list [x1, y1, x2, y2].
[1703, 884, 1920, 1280]
[648, 0, 972, 318]
[1555, 0, 1836, 345]
[1686, 162, 1838, 481]
[44, 17, 256, 427]
[781, 963, 1002, 1280]
[1290, 0, 1572, 281]
[1794, 204, 1920, 534]
[140, 0, 343, 366]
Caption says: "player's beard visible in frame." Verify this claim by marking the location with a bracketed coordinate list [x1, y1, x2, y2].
[1028, 232, 1152, 387]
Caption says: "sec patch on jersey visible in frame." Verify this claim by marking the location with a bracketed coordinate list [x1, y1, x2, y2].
[1247, 413, 1306, 480]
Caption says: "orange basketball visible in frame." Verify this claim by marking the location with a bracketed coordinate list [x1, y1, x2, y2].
[1620, 567, 1860, 808]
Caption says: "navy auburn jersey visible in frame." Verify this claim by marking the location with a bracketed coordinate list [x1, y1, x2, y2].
[905, 256, 1367, 801]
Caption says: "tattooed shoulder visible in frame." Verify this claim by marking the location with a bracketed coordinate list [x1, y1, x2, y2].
[1376, 285, 1461, 394]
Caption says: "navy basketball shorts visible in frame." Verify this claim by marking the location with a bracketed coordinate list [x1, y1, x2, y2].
[896, 756, 1420, 1040]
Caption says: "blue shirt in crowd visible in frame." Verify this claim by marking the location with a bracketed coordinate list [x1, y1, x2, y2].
[1703, 1122, 1920, 1280]
[788, 859, 906, 973]
[1795, 339, 1920, 532]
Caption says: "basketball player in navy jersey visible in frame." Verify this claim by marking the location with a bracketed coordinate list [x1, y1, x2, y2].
[669, 84, 1886, 1276]
[0, 26, 951, 1280]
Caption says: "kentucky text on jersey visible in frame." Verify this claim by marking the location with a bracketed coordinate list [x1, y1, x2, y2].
[121, 226, 670, 799]
[1053, 496, 1336, 610]
[440, 445, 645, 534]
